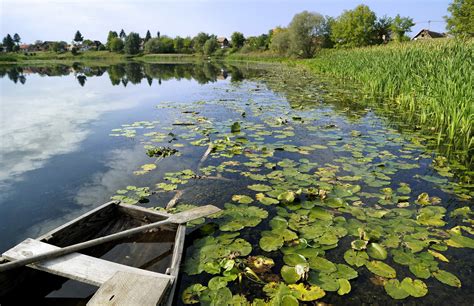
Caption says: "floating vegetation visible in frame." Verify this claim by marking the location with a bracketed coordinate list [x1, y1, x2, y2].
[146, 146, 179, 158]
[108, 64, 473, 304]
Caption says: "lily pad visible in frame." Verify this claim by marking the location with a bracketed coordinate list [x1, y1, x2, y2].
[182, 284, 207, 304]
[288, 283, 326, 301]
[248, 184, 273, 192]
[337, 278, 351, 295]
[433, 270, 461, 288]
[309, 256, 337, 273]
[366, 260, 396, 278]
[367, 243, 388, 260]
[384, 279, 410, 299]
[400, 277, 428, 297]
[281, 265, 302, 284]
[344, 249, 369, 267]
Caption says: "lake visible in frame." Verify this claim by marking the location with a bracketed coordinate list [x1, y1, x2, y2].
[0, 62, 472, 305]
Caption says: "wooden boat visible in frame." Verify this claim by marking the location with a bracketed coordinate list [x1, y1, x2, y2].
[0, 200, 219, 305]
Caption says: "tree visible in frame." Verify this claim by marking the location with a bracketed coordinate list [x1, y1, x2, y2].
[119, 29, 126, 40]
[445, 0, 474, 37]
[287, 11, 329, 58]
[156, 31, 161, 38]
[145, 30, 152, 42]
[74, 30, 83, 44]
[109, 37, 124, 52]
[374, 16, 393, 43]
[270, 27, 290, 55]
[106, 31, 118, 49]
[390, 15, 415, 42]
[231, 32, 245, 49]
[124, 32, 141, 54]
[173, 36, 184, 53]
[331, 4, 377, 47]
[2, 34, 14, 52]
[13, 33, 21, 45]
[50, 42, 63, 52]
[203, 38, 218, 55]
[193, 32, 211, 53]
[144, 36, 174, 53]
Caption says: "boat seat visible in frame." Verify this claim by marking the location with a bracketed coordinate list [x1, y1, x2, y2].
[2, 238, 174, 287]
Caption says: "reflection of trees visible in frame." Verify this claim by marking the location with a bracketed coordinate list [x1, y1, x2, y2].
[0, 62, 253, 86]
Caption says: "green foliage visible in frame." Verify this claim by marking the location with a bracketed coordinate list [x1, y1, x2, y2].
[445, 0, 474, 37]
[2, 34, 15, 52]
[390, 14, 415, 42]
[144, 37, 175, 54]
[203, 38, 218, 55]
[231, 32, 245, 49]
[73, 30, 83, 43]
[305, 39, 474, 161]
[106, 31, 118, 49]
[270, 27, 291, 55]
[145, 30, 152, 42]
[109, 37, 124, 52]
[124, 32, 141, 55]
[287, 11, 330, 58]
[331, 4, 377, 47]
[193, 32, 211, 53]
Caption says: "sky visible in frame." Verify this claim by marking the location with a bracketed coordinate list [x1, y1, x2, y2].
[1, 0, 451, 43]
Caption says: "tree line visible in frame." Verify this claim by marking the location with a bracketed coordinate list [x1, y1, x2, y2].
[1, 0, 472, 58]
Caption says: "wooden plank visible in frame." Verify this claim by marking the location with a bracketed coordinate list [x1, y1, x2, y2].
[2, 239, 173, 287]
[87, 271, 170, 306]
[118, 203, 171, 219]
[166, 224, 186, 306]
[167, 205, 220, 224]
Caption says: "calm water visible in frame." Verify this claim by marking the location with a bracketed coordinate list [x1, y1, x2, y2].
[0, 62, 472, 305]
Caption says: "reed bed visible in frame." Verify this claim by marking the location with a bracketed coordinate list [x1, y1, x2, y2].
[304, 39, 473, 164]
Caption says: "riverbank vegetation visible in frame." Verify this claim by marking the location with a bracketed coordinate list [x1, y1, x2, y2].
[302, 39, 473, 165]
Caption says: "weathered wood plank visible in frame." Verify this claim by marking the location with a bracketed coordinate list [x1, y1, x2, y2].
[167, 205, 220, 224]
[166, 224, 186, 306]
[2, 239, 173, 286]
[87, 271, 170, 306]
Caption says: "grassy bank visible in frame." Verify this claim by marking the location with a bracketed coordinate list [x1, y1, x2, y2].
[0, 51, 130, 64]
[301, 39, 473, 161]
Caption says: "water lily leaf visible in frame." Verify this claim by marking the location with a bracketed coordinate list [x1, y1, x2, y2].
[208, 277, 228, 291]
[308, 256, 337, 273]
[200, 287, 233, 305]
[351, 239, 368, 251]
[433, 270, 461, 287]
[333, 264, 358, 280]
[367, 243, 388, 260]
[384, 279, 409, 299]
[366, 260, 396, 278]
[344, 249, 369, 267]
[408, 263, 431, 279]
[281, 295, 299, 306]
[260, 233, 284, 252]
[231, 122, 241, 133]
[219, 204, 268, 231]
[231, 194, 253, 204]
[288, 283, 326, 301]
[269, 216, 288, 230]
[308, 271, 340, 291]
[309, 207, 334, 220]
[428, 249, 449, 262]
[392, 249, 417, 266]
[182, 284, 207, 304]
[400, 277, 428, 297]
[337, 278, 351, 295]
[278, 191, 296, 203]
[248, 184, 273, 192]
[281, 265, 302, 284]
[283, 253, 308, 266]
[446, 233, 474, 248]
[397, 183, 411, 195]
[256, 193, 279, 205]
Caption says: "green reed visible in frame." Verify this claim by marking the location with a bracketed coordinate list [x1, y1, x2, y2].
[304, 39, 473, 165]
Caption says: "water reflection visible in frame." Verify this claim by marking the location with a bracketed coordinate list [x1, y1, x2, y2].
[0, 62, 248, 87]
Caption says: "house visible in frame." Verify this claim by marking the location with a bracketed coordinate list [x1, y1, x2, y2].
[412, 29, 446, 40]
[217, 37, 230, 48]
[19, 44, 31, 52]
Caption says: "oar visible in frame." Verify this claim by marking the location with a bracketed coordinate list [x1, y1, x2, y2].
[0, 204, 220, 273]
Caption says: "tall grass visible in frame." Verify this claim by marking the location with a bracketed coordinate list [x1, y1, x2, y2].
[303, 39, 473, 164]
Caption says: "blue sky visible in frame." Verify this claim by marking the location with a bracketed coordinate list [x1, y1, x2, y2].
[1, 0, 451, 43]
